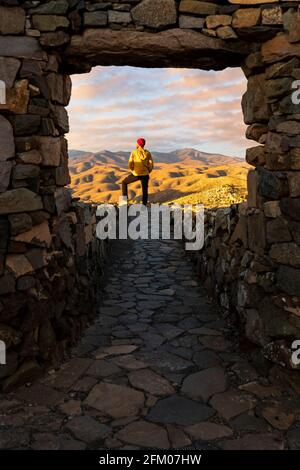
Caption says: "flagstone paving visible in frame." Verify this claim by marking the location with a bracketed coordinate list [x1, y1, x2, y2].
[1, 237, 300, 450]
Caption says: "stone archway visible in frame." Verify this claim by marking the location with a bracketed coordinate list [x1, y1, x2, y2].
[0, 0, 300, 389]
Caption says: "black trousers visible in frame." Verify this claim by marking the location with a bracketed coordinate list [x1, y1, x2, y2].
[122, 173, 150, 205]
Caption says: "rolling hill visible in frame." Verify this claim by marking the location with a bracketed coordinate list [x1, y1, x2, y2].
[68, 148, 249, 208]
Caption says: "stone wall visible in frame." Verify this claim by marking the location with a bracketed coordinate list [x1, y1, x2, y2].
[0, 0, 300, 384]
[193, 201, 300, 370]
[0, 201, 110, 391]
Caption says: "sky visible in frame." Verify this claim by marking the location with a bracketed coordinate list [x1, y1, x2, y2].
[67, 66, 249, 158]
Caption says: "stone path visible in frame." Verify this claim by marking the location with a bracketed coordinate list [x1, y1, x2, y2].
[1, 236, 300, 450]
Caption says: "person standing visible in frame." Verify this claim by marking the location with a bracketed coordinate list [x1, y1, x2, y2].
[121, 138, 154, 206]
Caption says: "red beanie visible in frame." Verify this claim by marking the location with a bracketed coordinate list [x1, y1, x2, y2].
[137, 138, 146, 148]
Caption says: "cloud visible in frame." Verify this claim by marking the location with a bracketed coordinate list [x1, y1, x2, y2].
[67, 66, 250, 156]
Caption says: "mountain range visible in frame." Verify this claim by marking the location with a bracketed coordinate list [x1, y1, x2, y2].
[68, 148, 249, 207]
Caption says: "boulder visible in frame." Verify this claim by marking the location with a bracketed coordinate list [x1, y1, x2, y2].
[0, 7, 25, 35]
[232, 8, 261, 29]
[0, 37, 44, 60]
[32, 15, 69, 32]
[37, 136, 61, 167]
[0, 162, 12, 193]
[84, 12, 107, 27]
[179, 1, 217, 16]
[0, 188, 43, 215]
[0, 116, 15, 162]
[132, 0, 176, 28]
[29, 0, 69, 15]
[242, 74, 269, 124]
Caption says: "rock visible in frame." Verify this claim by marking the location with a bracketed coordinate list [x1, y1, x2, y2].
[6, 254, 34, 277]
[18, 150, 42, 165]
[264, 201, 281, 218]
[113, 355, 148, 370]
[84, 12, 107, 27]
[185, 422, 233, 440]
[29, 0, 69, 15]
[270, 242, 300, 267]
[12, 115, 41, 136]
[209, 390, 256, 420]
[239, 381, 281, 399]
[65, 416, 110, 443]
[116, 421, 170, 449]
[181, 367, 227, 402]
[166, 425, 191, 448]
[246, 146, 266, 167]
[199, 335, 229, 351]
[32, 15, 69, 32]
[128, 369, 175, 396]
[31, 433, 60, 451]
[132, 0, 176, 28]
[217, 26, 237, 39]
[17, 275, 36, 291]
[65, 28, 252, 73]
[0, 189, 42, 215]
[287, 428, 300, 450]
[37, 136, 61, 167]
[232, 8, 261, 29]
[0, 274, 15, 295]
[220, 432, 284, 450]
[43, 358, 92, 391]
[50, 105, 69, 133]
[40, 31, 70, 48]
[247, 211, 265, 256]
[84, 383, 144, 418]
[0, 162, 12, 193]
[108, 11, 131, 24]
[0, 116, 15, 162]
[206, 15, 232, 29]
[0, 79, 30, 114]
[9, 213, 32, 236]
[103, 345, 138, 356]
[262, 7, 282, 26]
[0, 7, 25, 35]
[266, 217, 291, 244]
[0, 37, 44, 60]
[179, 16, 204, 29]
[242, 74, 269, 124]
[0, 324, 22, 348]
[147, 395, 215, 425]
[288, 173, 300, 198]
[280, 198, 300, 222]
[179, 1, 217, 16]
[1, 359, 42, 392]
[86, 360, 121, 378]
[261, 404, 294, 430]
[193, 350, 221, 369]
[262, 34, 300, 64]
[14, 221, 52, 248]
[47, 73, 71, 105]
[13, 164, 40, 180]
[0, 57, 20, 88]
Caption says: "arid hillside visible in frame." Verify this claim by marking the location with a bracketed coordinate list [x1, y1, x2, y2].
[69, 149, 249, 208]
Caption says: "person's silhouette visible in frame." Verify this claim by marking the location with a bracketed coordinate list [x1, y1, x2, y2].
[121, 138, 154, 206]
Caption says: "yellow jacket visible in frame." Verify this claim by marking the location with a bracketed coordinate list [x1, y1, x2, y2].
[128, 146, 154, 176]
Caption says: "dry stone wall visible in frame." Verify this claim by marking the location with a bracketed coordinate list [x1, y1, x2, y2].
[0, 0, 300, 386]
